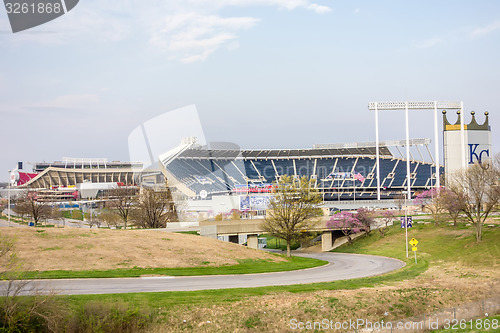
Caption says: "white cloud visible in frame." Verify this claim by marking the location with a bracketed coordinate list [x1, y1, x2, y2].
[470, 21, 500, 38]
[186, 0, 317, 11]
[150, 13, 258, 63]
[1, 0, 331, 62]
[147, 1, 330, 62]
[307, 3, 332, 14]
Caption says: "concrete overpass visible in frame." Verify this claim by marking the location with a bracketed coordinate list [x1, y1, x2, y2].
[200, 218, 347, 252]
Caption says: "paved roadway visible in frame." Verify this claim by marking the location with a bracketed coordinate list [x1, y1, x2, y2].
[8, 253, 405, 296]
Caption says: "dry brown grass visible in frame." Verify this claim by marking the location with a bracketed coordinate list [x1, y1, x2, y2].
[0, 227, 283, 271]
[149, 263, 500, 332]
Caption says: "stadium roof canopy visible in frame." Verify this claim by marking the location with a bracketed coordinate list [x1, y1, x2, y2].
[175, 139, 431, 160]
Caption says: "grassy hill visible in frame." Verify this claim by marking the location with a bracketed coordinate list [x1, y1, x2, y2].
[332, 222, 499, 269]
[0, 227, 326, 278]
[1, 222, 498, 332]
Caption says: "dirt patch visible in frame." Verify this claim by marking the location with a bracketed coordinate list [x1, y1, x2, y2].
[0, 228, 283, 271]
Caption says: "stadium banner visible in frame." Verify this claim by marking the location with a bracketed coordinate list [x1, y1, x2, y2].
[239, 196, 271, 211]
[234, 183, 276, 193]
[322, 171, 365, 182]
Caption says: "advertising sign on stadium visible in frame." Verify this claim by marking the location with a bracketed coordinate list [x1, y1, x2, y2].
[323, 172, 365, 182]
[234, 184, 276, 193]
[240, 196, 271, 211]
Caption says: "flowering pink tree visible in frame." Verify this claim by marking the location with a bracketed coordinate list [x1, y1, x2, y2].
[356, 207, 375, 235]
[224, 209, 242, 220]
[379, 210, 395, 236]
[327, 211, 363, 245]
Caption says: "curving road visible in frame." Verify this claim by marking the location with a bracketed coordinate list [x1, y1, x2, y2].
[7, 253, 405, 295]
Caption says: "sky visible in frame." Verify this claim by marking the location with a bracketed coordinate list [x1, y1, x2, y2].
[1, 0, 500, 180]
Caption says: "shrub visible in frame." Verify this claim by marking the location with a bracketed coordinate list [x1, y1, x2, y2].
[65, 301, 155, 333]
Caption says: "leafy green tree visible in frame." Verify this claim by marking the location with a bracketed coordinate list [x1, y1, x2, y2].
[261, 175, 322, 257]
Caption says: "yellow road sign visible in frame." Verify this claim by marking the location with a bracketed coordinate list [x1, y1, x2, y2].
[412, 246, 417, 252]
[409, 238, 418, 246]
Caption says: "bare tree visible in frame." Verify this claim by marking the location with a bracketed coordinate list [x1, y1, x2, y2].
[393, 192, 406, 213]
[107, 187, 137, 229]
[49, 208, 66, 227]
[440, 187, 462, 226]
[414, 187, 447, 226]
[448, 159, 500, 242]
[98, 209, 120, 229]
[86, 212, 102, 229]
[13, 191, 51, 226]
[12, 199, 30, 222]
[261, 175, 322, 257]
[0, 199, 6, 214]
[131, 187, 178, 229]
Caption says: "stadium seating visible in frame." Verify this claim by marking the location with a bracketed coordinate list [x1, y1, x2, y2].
[163, 147, 442, 200]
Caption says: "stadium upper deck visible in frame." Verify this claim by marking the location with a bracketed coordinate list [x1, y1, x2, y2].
[160, 139, 441, 201]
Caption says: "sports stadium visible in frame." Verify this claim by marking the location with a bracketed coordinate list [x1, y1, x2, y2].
[160, 138, 439, 202]
[3, 102, 491, 218]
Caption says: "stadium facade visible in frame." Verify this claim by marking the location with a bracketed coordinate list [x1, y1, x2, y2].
[3, 104, 492, 217]
[160, 138, 439, 202]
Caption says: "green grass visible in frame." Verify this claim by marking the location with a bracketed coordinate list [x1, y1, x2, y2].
[261, 234, 300, 251]
[332, 223, 500, 267]
[0, 215, 26, 224]
[18, 256, 327, 280]
[15, 221, 500, 314]
[431, 315, 500, 332]
[175, 231, 199, 236]
[62, 210, 83, 221]
[57, 260, 427, 310]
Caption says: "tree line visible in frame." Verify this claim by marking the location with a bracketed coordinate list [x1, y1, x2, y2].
[10, 187, 178, 229]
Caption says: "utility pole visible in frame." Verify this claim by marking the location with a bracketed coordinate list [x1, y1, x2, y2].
[7, 171, 11, 227]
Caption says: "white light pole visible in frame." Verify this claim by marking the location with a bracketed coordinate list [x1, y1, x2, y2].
[433, 101, 440, 189]
[405, 198, 408, 258]
[405, 102, 411, 200]
[374, 102, 381, 201]
[460, 101, 466, 169]
[7, 172, 11, 227]
[369, 101, 462, 196]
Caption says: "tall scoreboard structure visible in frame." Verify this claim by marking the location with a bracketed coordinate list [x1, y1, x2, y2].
[443, 110, 491, 177]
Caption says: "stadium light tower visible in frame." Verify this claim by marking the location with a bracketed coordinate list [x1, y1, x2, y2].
[7, 173, 10, 227]
[369, 101, 463, 200]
